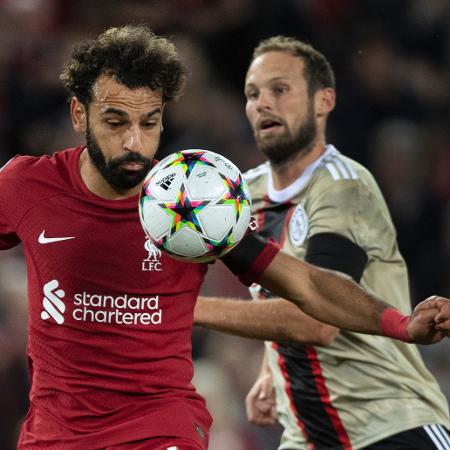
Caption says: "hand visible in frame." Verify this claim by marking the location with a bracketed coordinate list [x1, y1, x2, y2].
[245, 371, 277, 427]
[434, 297, 450, 337]
[408, 296, 450, 344]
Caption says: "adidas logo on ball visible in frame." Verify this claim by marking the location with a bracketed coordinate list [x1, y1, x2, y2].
[156, 173, 176, 190]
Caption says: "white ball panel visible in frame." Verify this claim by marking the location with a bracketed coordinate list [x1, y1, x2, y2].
[198, 204, 235, 241]
[142, 202, 173, 241]
[148, 165, 185, 202]
[167, 226, 208, 257]
[186, 165, 226, 201]
[208, 152, 240, 180]
[231, 205, 251, 242]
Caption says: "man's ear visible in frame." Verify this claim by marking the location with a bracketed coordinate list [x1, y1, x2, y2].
[315, 88, 336, 117]
[160, 104, 165, 132]
[70, 97, 87, 134]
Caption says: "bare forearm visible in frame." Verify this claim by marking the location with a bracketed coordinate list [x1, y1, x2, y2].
[195, 296, 336, 344]
[257, 251, 391, 335]
[309, 267, 388, 333]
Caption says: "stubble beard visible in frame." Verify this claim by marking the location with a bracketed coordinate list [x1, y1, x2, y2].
[255, 102, 317, 168]
[86, 126, 152, 192]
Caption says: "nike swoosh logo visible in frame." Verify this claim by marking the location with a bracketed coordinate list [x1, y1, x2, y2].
[38, 231, 75, 244]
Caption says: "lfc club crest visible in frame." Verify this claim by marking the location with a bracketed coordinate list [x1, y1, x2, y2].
[142, 238, 163, 272]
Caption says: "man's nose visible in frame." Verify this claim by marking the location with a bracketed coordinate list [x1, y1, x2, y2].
[123, 125, 144, 152]
[256, 90, 273, 113]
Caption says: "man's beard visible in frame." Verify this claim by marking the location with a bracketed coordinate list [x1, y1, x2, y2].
[86, 127, 152, 192]
[255, 102, 317, 166]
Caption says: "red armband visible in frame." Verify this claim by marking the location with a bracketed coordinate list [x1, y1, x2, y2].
[221, 233, 280, 286]
[379, 307, 412, 342]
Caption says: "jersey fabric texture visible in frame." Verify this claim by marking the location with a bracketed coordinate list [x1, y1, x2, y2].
[0, 146, 278, 449]
[245, 145, 450, 450]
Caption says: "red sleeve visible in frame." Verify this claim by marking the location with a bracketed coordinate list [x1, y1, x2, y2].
[221, 232, 280, 286]
[0, 156, 26, 249]
[0, 221, 20, 249]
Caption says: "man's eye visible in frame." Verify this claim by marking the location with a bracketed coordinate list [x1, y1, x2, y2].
[107, 121, 122, 128]
[246, 92, 258, 100]
[273, 86, 287, 95]
[143, 122, 157, 129]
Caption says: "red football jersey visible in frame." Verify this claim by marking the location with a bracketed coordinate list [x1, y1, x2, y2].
[0, 146, 278, 449]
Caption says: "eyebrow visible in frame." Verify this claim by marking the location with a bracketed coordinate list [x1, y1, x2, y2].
[100, 107, 162, 118]
[245, 76, 289, 88]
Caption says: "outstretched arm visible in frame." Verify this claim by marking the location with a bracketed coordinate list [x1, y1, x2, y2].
[255, 250, 449, 344]
[221, 233, 449, 344]
[195, 295, 337, 345]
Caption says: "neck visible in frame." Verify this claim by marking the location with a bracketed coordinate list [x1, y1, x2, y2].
[79, 148, 141, 200]
[270, 136, 327, 190]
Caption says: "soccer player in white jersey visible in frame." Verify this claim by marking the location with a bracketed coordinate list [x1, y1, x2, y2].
[195, 36, 450, 449]
[4, 25, 449, 449]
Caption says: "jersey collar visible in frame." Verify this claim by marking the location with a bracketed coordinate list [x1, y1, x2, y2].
[267, 145, 338, 203]
[71, 146, 147, 210]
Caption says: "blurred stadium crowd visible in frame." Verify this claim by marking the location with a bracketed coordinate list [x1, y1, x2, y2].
[0, 1, 448, 449]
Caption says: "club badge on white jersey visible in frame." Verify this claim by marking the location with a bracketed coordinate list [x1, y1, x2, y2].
[289, 203, 308, 246]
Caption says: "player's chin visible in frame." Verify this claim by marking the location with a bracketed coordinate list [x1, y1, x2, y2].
[256, 133, 285, 149]
[256, 131, 277, 144]
[114, 170, 149, 189]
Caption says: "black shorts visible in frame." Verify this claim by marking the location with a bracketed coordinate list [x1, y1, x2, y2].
[363, 424, 450, 450]
[282, 424, 450, 450]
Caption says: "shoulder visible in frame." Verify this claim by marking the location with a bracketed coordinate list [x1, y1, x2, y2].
[0, 147, 82, 182]
[304, 148, 395, 239]
[321, 151, 360, 181]
[0, 154, 38, 176]
[0, 147, 83, 206]
[310, 149, 378, 196]
[243, 162, 269, 198]
[305, 148, 391, 225]
[0, 155, 43, 194]
[243, 161, 270, 183]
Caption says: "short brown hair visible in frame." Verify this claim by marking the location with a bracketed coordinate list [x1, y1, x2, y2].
[60, 25, 187, 105]
[251, 36, 335, 95]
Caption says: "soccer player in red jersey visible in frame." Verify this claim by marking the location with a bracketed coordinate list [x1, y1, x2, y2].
[0, 25, 449, 449]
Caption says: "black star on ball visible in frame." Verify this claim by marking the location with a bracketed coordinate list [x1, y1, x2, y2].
[223, 174, 249, 203]
[170, 183, 208, 234]
[181, 151, 215, 178]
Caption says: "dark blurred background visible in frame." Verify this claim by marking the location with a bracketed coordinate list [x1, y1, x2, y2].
[0, 1, 448, 449]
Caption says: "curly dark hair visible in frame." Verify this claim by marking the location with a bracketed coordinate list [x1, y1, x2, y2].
[60, 25, 187, 105]
[251, 36, 335, 97]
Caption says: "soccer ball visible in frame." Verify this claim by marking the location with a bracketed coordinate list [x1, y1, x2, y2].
[139, 149, 252, 262]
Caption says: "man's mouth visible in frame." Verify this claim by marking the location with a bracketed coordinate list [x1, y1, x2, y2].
[258, 118, 283, 133]
[120, 162, 145, 171]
